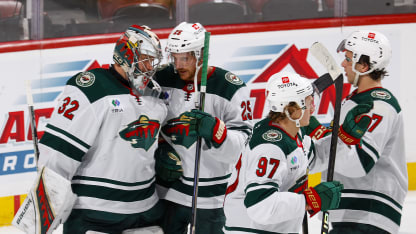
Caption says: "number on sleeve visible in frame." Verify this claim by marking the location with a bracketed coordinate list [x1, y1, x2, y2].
[256, 157, 280, 178]
[368, 114, 383, 132]
[256, 157, 268, 177]
[268, 158, 280, 178]
[57, 97, 79, 120]
[241, 100, 253, 121]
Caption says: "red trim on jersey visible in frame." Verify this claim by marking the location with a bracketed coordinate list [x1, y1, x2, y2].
[1, 14, 415, 53]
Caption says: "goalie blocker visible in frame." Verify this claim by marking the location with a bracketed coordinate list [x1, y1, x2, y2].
[12, 166, 77, 234]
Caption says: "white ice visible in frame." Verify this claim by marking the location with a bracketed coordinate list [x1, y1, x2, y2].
[1, 191, 416, 233]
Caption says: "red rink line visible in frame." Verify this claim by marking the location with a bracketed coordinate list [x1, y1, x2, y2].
[0, 13, 415, 54]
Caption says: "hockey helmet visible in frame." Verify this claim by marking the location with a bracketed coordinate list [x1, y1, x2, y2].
[266, 72, 314, 113]
[166, 22, 206, 59]
[337, 30, 392, 77]
[113, 25, 162, 95]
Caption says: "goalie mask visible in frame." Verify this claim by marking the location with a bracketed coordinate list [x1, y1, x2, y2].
[113, 25, 162, 96]
[266, 72, 315, 127]
[337, 30, 392, 86]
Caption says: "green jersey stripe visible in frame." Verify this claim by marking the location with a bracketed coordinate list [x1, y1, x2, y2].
[342, 189, 402, 209]
[46, 124, 90, 149]
[361, 140, 379, 159]
[355, 143, 377, 173]
[337, 197, 402, 225]
[228, 126, 252, 136]
[224, 225, 283, 234]
[72, 182, 155, 202]
[244, 187, 278, 208]
[40, 132, 85, 162]
[171, 181, 227, 197]
[72, 175, 155, 187]
[244, 182, 279, 193]
[182, 174, 231, 182]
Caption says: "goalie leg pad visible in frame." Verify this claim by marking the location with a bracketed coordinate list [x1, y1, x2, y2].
[12, 166, 77, 234]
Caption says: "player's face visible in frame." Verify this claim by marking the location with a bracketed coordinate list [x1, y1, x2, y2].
[170, 52, 197, 81]
[341, 50, 356, 84]
[300, 95, 315, 127]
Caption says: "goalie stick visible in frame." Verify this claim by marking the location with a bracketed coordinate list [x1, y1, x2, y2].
[26, 80, 40, 162]
[310, 42, 344, 234]
[190, 31, 211, 234]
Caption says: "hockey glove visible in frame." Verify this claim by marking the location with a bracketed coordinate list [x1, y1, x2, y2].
[303, 181, 343, 217]
[155, 141, 183, 184]
[339, 102, 373, 145]
[303, 116, 332, 140]
[181, 109, 227, 148]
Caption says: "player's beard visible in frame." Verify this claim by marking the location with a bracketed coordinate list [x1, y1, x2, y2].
[177, 68, 196, 82]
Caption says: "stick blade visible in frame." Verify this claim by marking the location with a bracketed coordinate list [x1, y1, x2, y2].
[310, 42, 343, 80]
[313, 73, 334, 94]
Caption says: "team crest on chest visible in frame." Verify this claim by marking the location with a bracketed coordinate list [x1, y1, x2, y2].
[262, 129, 282, 142]
[119, 115, 160, 151]
[225, 72, 243, 85]
[371, 90, 391, 100]
[75, 72, 95, 87]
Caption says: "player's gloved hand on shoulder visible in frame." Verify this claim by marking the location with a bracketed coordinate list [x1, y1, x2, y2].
[181, 109, 227, 148]
[303, 116, 332, 140]
[303, 181, 343, 217]
[339, 102, 373, 145]
[155, 141, 183, 185]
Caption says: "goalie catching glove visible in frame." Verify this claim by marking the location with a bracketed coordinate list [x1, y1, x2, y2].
[155, 141, 183, 184]
[339, 101, 373, 145]
[180, 109, 227, 148]
[303, 181, 343, 217]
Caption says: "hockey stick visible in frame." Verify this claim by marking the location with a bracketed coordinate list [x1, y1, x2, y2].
[313, 73, 335, 94]
[25, 80, 40, 163]
[190, 31, 211, 234]
[310, 42, 343, 234]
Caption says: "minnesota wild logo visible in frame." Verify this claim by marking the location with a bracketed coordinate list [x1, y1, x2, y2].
[262, 129, 282, 142]
[162, 114, 198, 148]
[75, 72, 95, 87]
[225, 72, 243, 85]
[119, 115, 160, 151]
[371, 90, 391, 100]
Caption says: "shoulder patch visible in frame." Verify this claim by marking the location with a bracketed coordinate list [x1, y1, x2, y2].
[370, 90, 391, 100]
[262, 129, 282, 142]
[225, 72, 243, 85]
[75, 72, 95, 87]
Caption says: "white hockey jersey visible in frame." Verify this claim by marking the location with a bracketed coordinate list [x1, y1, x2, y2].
[38, 67, 168, 216]
[223, 118, 314, 233]
[312, 87, 407, 234]
[154, 65, 253, 209]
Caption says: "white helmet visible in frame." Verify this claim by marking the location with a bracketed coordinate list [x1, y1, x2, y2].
[166, 22, 206, 59]
[337, 30, 392, 86]
[266, 72, 314, 126]
[113, 25, 162, 96]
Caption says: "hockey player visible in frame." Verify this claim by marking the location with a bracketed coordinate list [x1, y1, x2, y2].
[37, 25, 167, 233]
[153, 22, 253, 233]
[311, 30, 408, 234]
[223, 71, 343, 233]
